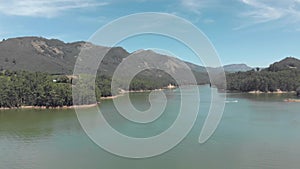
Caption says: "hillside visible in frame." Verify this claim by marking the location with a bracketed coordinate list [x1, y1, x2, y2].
[0, 37, 129, 75]
[0, 37, 76, 74]
[0, 36, 254, 89]
[267, 57, 300, 72]
[0, 37, 211, 84]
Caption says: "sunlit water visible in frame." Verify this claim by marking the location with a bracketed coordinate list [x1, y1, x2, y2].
[1, 85, 300, 169]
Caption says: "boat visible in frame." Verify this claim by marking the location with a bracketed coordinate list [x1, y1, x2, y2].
[167, 84, 176, 89]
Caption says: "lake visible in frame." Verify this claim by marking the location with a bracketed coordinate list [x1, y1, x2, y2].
[1, 85, 300, 169]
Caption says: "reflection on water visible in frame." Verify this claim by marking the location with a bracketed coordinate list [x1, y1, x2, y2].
[1, 85, 300, 169]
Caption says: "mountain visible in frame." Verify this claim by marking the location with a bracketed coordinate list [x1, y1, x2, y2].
[0, 37, 133, 75]
[0, 36, 253, 86]
[206, 64, 252, 75]
[223, 64, 252, 72]
[0, 37, 209, 84]
[0, 37, 79, 74]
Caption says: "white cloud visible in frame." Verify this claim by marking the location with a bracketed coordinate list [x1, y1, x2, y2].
[241, 0, 283, 23]
[0, 0, 109, 18]
[237, 0, 300, 29]
[180, 0, 215, 14]
[203, 18, 215, 24]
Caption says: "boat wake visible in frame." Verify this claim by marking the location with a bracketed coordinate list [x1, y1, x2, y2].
[225, 100, 238, 103]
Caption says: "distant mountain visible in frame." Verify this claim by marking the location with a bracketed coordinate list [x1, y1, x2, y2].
[223, 64, 252, 72]
[206, 64, 252, 74]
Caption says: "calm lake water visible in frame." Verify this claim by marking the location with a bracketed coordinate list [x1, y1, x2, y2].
[1, 85, 300, 169]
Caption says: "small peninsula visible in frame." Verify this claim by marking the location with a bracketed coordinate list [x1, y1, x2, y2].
[226, 57, 300, 96]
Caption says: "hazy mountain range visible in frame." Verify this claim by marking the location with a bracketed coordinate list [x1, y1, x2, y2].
[0, 37, 252, 77]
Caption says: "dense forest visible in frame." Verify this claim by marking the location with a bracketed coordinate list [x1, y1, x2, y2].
[226, 69, 300, 92]
[226, 57, 300, 94]
[0, 71, 73, 108]
[0, 70, 177, 108]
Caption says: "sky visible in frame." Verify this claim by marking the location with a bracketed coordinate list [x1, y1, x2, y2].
[0, 0, 300, 67]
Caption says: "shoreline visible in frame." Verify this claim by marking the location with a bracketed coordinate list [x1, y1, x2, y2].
[0, 88, 173, 110]
[100, 88, 167, 100]
[248, 89, 296, 94]
[0, 85, 185, 110]
[0, 103, 99, 110]
[284, 98, 300, 103]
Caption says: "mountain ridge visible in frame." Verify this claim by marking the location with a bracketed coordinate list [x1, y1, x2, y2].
[0, 36, 252, 75]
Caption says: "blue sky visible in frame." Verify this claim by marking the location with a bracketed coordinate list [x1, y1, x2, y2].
[0, 0, 300, 67]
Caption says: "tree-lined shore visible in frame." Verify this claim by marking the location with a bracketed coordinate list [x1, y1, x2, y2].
[0, 70, 177, 109]
[226, 57, 300, 95]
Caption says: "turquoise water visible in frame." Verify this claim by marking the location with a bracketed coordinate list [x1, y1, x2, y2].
[1, 85, 300, 169]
